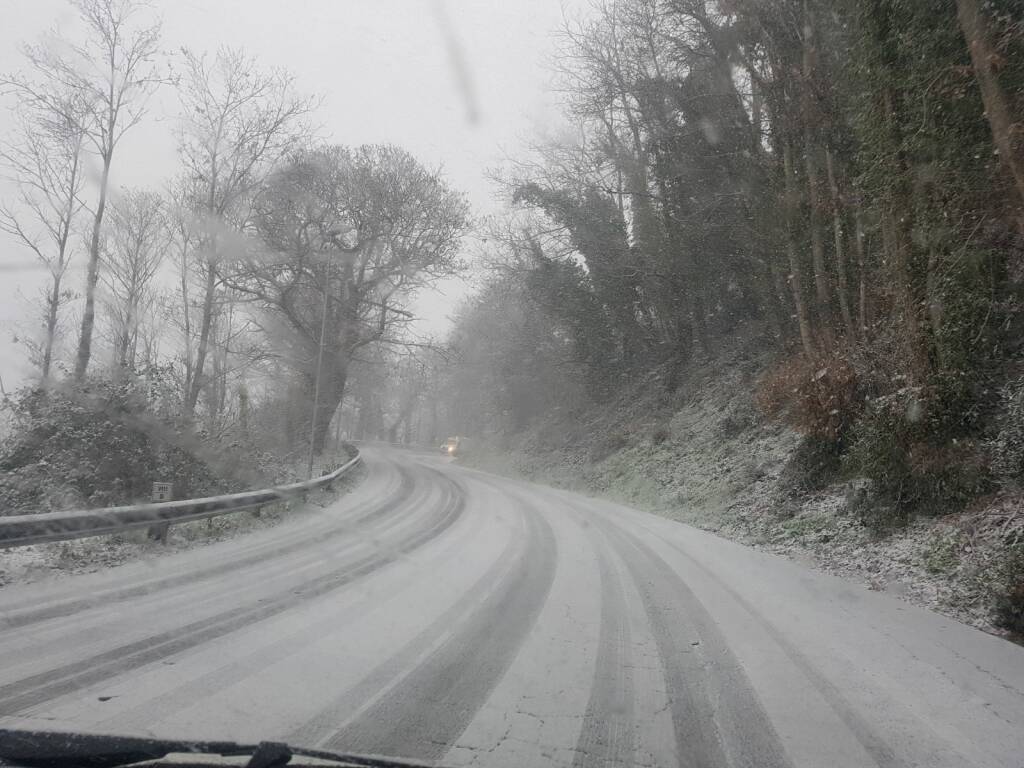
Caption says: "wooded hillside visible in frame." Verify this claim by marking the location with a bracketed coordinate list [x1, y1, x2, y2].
[427, 0, 1024, 633]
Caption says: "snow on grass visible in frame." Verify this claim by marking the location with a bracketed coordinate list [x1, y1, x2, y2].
[0, 461, 366, 589]
[462, 341, 1020, 638]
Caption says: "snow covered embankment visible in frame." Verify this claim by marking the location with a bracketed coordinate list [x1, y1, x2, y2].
[463, 353, 1022, 639]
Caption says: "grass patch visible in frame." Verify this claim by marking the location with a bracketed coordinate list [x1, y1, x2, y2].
[920, 526, 964, 574]
[780, 513, 832, 540]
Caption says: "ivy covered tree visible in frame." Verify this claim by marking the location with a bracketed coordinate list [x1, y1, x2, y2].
[452, 0, 1024, 527]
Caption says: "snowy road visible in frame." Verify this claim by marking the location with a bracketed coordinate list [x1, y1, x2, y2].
[1, 448, 1023, 767]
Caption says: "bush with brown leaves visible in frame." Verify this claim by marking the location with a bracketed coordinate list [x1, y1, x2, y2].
[756, 351, 863, 443]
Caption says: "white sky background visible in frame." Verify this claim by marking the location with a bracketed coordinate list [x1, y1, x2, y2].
[0, 0, 577, 389]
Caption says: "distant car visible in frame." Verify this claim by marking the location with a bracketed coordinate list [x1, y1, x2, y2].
[441, 436, 460, 456]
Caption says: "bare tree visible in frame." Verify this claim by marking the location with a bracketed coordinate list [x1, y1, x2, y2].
[100, 188, 170, 370]
[230, 144, 469, 454]
[161, 175, 205, 395]
[134, 286, 165, 371]
[0, 88, 89, 380]
[175, 46, 315, 416]
[5, 0, 165, 379]
[955, 0, 1024, 232]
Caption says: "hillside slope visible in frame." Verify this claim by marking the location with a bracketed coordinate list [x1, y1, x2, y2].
[463, 341, 1023, 639]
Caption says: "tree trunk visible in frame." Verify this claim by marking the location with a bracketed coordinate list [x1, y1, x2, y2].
[215, 303, 233, 420]
[760, 257, 788, 342]
[748, 67, 788, 344]
[355, 394, 369, 441]
[805, 140, 831, 319]
[882, 208, 928, 382]
[784, 143, 816, 356]
[239, 383, 249, 433]
[877, 68, 929, 382]
[186, 260, 217, 415]
[179, 241, 194, 398]
[117, 325, 130, 370]
[118, 296, 140, 370]
[212, 331, 226, 419]
[653, 174, 707, 357]
[41, 271, 62, 381]
[310, 356, 349, 455]
[691, 289, 710, 356]
[74, 155, 112, 380]
[769, 256, 792, 335]
[825, 147, 855, 337]
[926, 246, 945, 368]
[854, 207, 869, 339]
[801, 1, 831, 325]
[956, 0, 1024, 230]
[354, 389, 382, 445]
[412, 402, 421, 446]
[44, 154, 79, 381]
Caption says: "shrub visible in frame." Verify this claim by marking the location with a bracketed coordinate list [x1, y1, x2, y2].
[589, 431, 629, 462]
[907, 439, 991, 513]
[776, 435, 844, 497]
[0, 377, 226, 514]
[844, 387, 993, 530]
[717, 410, 755, 439]
[993, 544, 1024, 636]
[757, 350, 863, 442]
[843, 477, 913, 532]
[921, 526, 964, 574]
[844, 392, 914, 501]
[991, 375, 1024, 485]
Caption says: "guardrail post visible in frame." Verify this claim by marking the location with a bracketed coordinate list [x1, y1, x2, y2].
[147, 521, 170, 543]
[147, 482, 174, 544]
[0, 452, 361, 549]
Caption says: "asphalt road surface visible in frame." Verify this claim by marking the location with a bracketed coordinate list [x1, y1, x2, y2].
[1, 448, 1022, 767]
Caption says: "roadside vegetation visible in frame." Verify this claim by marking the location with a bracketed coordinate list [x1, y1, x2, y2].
[418, 0, 1024, 637]
[0, 1, 466, 528]
[2, 0, 1023, 637]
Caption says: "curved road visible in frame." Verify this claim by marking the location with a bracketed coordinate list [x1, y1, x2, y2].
[0, 448, 1022, 767]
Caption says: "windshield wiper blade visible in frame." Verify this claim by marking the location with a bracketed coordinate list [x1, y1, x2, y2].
[0, 730, 249, 768]
[0, 730, 438, 768]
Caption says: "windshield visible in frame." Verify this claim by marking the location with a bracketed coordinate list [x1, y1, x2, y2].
[1, 1, 1024, 767]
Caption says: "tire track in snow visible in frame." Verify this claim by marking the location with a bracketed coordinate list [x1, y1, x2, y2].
[598, 519, 791, 768]
[0, 467, 465, 715]
[571, 525, 635, 768]
[0, 463, 416, 630]
[309, 490, 557, 761]
[631, 518, 904, 768]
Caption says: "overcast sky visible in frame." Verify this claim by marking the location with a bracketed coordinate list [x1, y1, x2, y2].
[0, 0, 577, 388]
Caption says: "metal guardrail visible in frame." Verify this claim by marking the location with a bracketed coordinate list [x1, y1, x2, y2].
[0, 453, 362, 549]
